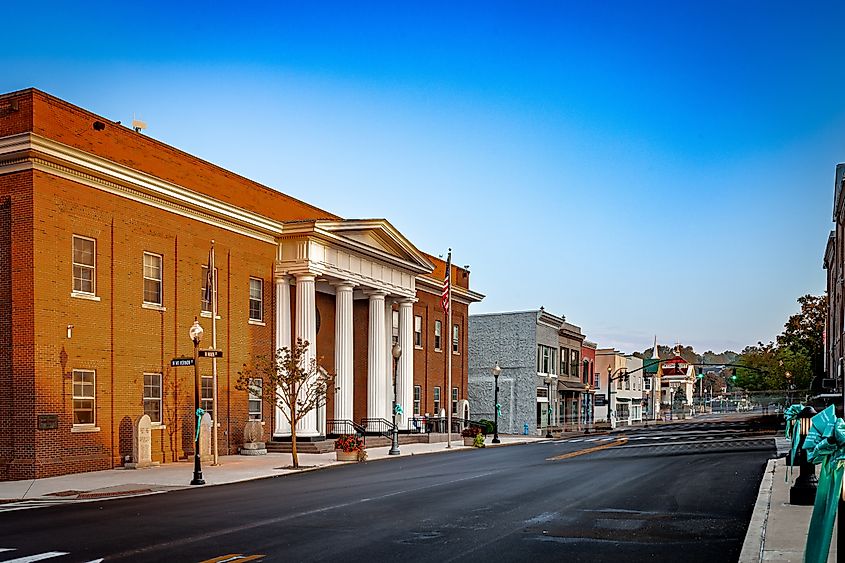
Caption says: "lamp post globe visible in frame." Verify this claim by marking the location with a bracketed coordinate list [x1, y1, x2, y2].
[189, 317, 205, 486]
[389, 343, 402, 456]
[492, 362, 501, 444]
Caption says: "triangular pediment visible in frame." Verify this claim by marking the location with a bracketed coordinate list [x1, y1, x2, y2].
[315, 219, 434, 274]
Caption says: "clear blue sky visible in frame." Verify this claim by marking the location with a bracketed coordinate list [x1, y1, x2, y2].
[4, 1, 843, 354]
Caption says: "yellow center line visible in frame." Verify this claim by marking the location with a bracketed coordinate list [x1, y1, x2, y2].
[546, 436, 628, 461]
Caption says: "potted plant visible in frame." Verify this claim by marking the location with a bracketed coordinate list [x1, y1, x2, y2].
[334, 435, 365, 461]
[461, 426, 482, 446]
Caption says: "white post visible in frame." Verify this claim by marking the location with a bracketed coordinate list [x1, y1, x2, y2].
[398, 299, 414, 429]
[295, 273, 319, 437]
[367, 291, 387, 429]
[333, 282, 355, 422]
[274, 273, 291, 437]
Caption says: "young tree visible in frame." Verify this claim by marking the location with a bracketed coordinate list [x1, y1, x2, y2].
[237, 338, 334, 468]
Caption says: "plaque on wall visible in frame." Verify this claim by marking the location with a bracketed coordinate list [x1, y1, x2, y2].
[37, 414, 59, 430]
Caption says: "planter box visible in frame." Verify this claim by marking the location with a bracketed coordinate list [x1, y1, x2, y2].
[336, 449, 359, 462]
[463, 437, 475, 446]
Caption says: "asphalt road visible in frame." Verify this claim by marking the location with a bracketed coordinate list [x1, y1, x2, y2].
[0, 417, 775, 563]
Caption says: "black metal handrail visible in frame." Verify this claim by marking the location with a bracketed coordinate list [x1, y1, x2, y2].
[361, 418, 395, 438]
[326, 419, 367, 440]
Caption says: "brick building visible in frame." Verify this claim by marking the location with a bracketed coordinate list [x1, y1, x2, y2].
[0, 88, 483, 480]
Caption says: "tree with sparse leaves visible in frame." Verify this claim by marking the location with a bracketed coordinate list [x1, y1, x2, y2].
[237, 338, 334, 468]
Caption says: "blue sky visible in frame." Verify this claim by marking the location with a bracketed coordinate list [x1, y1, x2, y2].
[4, 1, 843, 353]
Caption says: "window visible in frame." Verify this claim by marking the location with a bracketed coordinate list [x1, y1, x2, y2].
[595, 373, 600, 389]
[414, 316, 422, 348]
[72, 236, 96, 294]
[201, 376, 214, 417]
[72, 370, 95, 425]
[433, 386, 441, 413]
[452, 325, 459, 354]
[561, 348, 570, 375]
[434, 320, 442, 351]
[537, 345, 555, 374]
[392, 310, 399, 345]
[143, 253, 163, 305]
[644, 377, 652, 391]
[201, 266, 218, 313]
[249, 277, 263, 321]
[413, 385, 421, 415]
[248, 378, 263, 421]
[452, 387, 458, 415]
[143, 373, 162, 423]
[571, 350, 580, 375]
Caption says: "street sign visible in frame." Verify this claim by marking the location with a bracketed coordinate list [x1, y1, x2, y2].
[171, 357, 195, 367]
[198, 349, 224, 358]
[594, 394, 607, 406]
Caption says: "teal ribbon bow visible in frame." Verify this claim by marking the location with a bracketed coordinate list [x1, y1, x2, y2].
[802, 405, 845, 563]
[194, 407, 205, 443]
[395, 404, 403, 416]
[496, 403, 501, 417]
[783, 404, 805, 482]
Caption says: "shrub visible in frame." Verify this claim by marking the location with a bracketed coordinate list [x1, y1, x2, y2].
[335, 435, 365, 452]
[461, 426, 482, 438]
[478, 419, 496, 435]
[473, 433, 485, 448]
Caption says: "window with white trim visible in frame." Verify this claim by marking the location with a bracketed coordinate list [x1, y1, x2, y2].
[201, 375, 214, 417]
[143, 373, 162, 423]
[392, 310, 399, 345]
[452, 387, 458, 415]
[433, 386, 441, 413]
[249, 277, 263, 321]
[414, 315, 422, 348]
[413, 385, 421, 415]
[201, 266, 218, 314]
[452, 324, 459, 354]
[72, 236, 96, 294]
[143, 253, 163, 305]
[434, 320, 442, 351]
[644, 377, 652, 391]
[72, 369, 96, 425]
[248, 378, 263, 421]
[537, 345, 556, 374]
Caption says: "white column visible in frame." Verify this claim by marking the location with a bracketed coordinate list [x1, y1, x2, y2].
[367, 291, 387, 428]
[333, 282, 355, 422]
[385, 300, 394, 419]
[274, 274, 292, 437]
[295, 274, 320, 437]
[398, 299, 414, 429]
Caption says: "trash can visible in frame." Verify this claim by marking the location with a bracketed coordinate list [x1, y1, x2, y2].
[523, 423, 529, 435]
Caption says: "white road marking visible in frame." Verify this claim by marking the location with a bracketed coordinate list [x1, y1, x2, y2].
[3, 552, 68, 563]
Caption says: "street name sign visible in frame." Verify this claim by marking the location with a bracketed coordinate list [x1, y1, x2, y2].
[198, 349, 224, 358]
[171, 357, 195, 367]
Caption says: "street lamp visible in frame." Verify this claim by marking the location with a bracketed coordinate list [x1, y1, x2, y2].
[544, 377, 554, 438]
[389, 343, 402, 456]
[491, 362, 501, 444]
[189, 318, 205, 486]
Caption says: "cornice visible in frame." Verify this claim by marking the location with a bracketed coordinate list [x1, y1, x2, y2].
[0, 133, 282, 243]
[416, 275, 485, 304]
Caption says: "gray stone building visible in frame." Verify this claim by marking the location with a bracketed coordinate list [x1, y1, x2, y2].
[468, 308, 585, 435]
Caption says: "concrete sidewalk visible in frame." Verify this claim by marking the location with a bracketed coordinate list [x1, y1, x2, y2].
[740, 456, 837, 563]
[0, 435, 544, 508]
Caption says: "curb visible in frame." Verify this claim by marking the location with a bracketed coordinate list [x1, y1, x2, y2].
[739, 458, 776, 563]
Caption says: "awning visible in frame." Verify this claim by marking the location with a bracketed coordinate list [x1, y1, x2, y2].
[615, 397, 631, 402]
[558, 380, 588, 392]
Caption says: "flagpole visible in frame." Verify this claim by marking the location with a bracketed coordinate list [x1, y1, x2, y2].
[211, 241, 219, 466]
[446, 249, 452, 449]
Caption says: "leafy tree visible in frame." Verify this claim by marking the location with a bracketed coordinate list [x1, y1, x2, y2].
[237, 338, 334, 468]
[777, 294, 826, 384]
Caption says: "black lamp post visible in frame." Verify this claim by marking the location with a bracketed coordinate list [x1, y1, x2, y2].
[789, 405, 818, 505]
[189, 318, 205, 486]
[389, 343, 402, 456]
[492, 362, 501, 444]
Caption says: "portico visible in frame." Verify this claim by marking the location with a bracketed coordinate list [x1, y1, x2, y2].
[271, 220, 433, 439]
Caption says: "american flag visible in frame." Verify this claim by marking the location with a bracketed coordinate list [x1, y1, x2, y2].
[441, 250, 451, 313]
[203, 244, 214, 308]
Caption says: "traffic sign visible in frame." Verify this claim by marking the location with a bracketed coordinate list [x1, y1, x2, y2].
[198, 349, 224, 358]
[171, 357, 195, 367]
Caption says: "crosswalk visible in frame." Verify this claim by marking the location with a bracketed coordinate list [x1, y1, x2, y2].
[554, 431, 757, 445]
[0, 499, 77, 513]
[0, 548, 102, 563]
